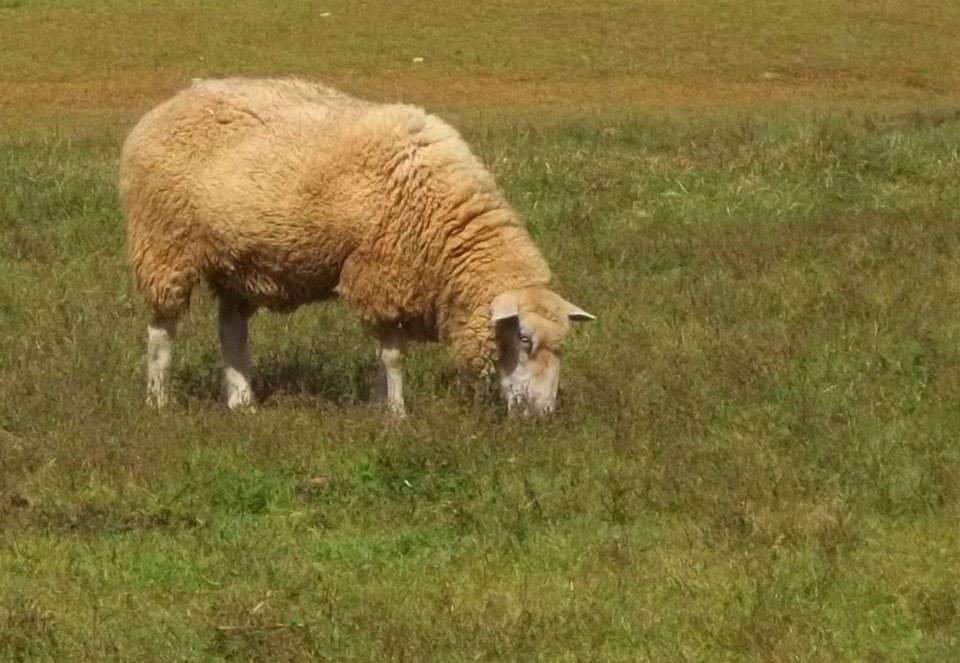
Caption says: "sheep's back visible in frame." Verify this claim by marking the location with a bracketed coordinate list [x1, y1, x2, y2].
[119, 79, 378, 310]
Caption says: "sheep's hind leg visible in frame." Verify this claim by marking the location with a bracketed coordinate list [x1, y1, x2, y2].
[219, 297, 256, 411]
[146, 316, 177, 408]
[374, 327, 408, 417]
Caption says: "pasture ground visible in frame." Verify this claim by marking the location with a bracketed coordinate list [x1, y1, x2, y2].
[2, 1, 960, 660]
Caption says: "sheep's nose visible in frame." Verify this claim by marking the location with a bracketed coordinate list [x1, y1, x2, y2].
[520, 400, 555, 417]
[506, 393, 555, 417]
[533, 402, 555, 417]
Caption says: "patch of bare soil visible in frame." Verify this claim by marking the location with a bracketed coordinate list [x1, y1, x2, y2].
[1, 69, 955, 121]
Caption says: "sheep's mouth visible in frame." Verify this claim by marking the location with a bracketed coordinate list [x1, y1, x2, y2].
[503, 386, 555, 417]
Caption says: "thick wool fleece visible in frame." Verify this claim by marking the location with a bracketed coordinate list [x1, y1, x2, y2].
[120, 78, 552, 371]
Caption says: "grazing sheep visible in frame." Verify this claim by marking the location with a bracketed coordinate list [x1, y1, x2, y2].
[119, 78, 594, 415]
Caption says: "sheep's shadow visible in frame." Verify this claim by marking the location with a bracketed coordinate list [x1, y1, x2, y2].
[173, 344, 504, 412]
[255, 352, 377, 406]
[175, 347, 378, 407]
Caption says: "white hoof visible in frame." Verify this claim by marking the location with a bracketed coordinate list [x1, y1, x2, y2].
[146, 391, 168, 409]
[226, 388, 256, 413]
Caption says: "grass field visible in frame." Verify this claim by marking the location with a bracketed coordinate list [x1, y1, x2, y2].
[3, 1, 960, 660]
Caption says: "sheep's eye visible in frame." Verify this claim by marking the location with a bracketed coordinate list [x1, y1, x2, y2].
[518, 332, 533, 348]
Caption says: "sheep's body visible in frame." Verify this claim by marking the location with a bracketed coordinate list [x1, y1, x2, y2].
[121, 78, 589, 413]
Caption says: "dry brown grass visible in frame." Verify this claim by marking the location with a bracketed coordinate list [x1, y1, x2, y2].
[3, 67, 959, 121]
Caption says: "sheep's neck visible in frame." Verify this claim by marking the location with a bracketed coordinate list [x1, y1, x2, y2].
[435, 206, 551, 372]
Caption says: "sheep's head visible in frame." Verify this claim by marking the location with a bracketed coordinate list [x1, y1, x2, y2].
[490, 287, 595, 416]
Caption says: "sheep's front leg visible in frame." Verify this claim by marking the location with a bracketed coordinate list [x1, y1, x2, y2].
[219, 298, 256, 411]
[375, 327, 408, 417]
[146, 316, 177, 408]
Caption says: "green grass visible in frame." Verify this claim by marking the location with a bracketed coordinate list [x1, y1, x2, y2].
[3, 1, 960, 661]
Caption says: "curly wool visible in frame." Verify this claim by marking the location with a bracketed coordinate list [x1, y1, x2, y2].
[120, 78, 552, 372]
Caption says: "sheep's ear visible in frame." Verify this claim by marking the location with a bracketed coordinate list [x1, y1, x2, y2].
[563, 300, 596, 322]
[490, 293, 519, 324]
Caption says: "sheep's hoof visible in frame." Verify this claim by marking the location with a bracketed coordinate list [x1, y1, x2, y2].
[226, 393, 256, 413]
[146, 391, 168, 409]
[227, 399, 257, 414]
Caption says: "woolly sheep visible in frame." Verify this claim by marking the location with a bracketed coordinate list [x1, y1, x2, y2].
[119, 78, 594, 415]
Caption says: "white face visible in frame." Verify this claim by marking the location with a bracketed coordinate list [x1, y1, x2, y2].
[496, 324, 562, 416]
[490, 288, 595, 416]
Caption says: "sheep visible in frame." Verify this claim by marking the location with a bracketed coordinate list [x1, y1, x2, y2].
[119, 78, 594, 416]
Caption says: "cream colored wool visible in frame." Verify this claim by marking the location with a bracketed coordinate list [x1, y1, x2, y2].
[121, 78, 588, 409]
